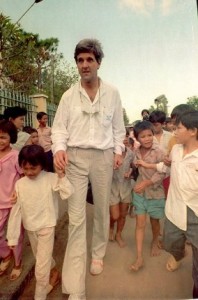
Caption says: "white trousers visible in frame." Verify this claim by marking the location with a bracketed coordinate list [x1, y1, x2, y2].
[27, 227, 55, 300]
[62, 148, 114, 295]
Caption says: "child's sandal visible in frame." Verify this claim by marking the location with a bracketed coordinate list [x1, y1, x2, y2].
[9, 265, 22, 281]
[166, 255, 181, 272]
[0, 254, 13, 276]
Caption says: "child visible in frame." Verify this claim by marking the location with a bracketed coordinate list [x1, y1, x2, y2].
[130, 121, 165, 271]
[149, 110, 172, 155]
[7, 144, 74, 300]
[143, 111, 198, 299]
[3, 106, 31, 150]
[109, 134, 135, 247]
[23, 126, 39, 145]
[37, 112, 54, 172]
[0, 120, 23, 280]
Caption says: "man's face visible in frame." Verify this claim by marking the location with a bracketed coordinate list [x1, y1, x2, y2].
[76, 52, 100, 83]
[174, 122, 191, 144]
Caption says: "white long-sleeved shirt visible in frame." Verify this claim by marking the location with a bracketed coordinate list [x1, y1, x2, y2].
[7, 171, 74, 246]
[51, 79, 125, 155]
[157, 144, 198, 230]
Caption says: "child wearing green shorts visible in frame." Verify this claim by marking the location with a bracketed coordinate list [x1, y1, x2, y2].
[130, 121, 165, 271]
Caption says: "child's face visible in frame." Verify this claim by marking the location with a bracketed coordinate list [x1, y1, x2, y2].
[0, 131, 10, 151]
[152, 122, 163, 134]
[31, 132, 39, 145]
[39, 115, 48, 126]
[175, 122, 191, 144]
[22, 162, 42, 179]
[11, 116, 25, 130]
[137, 129, 153, 149]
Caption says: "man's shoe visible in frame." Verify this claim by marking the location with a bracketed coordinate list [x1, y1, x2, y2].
[90, 259, 103, 275]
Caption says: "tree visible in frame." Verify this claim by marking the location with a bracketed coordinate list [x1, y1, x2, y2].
[123, 108, 130, 125]
[186, 96, 198, 110]
[0, 14, 78, 97]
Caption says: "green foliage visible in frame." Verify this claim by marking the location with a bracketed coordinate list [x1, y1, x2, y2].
[186, 96, 198, 110]
[0, 14, 78, 97]
[123, 108, 130, 125]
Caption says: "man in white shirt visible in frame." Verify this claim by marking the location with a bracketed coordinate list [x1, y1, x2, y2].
[51, 38, 125, 300]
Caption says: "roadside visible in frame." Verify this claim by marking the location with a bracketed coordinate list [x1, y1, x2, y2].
[19, 203, 193, 300]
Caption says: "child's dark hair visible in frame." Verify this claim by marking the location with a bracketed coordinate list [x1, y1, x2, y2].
[129, 137, 135, 147]
[4, 106, 27, 120]
[149, 110, 166, 124]
[19, 145, 46, 169]
[0, 120, 18, 144]
[23, 126, 38, 135]
[141, 109, 149, 116]
[170, 104, 195, 119]
[36, 111, 47, 120]
[176, 111, 198, 139]
[165, 117, 172, 124]
[133, 121, 154, 139]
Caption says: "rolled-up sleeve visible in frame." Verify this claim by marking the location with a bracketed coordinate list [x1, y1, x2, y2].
[112, 91, 125, 155]
[51, 92, 70, 154]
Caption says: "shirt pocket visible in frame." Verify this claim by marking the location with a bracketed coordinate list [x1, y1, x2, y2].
[102, 107, 113, 127]
[69, 106, 82, 126]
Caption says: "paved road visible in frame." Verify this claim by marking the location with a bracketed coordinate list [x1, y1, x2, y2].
[19, 203, 193, 300]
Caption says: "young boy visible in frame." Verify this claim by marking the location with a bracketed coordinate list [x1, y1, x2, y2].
[163, 111, 198, 299]
[37, 112, 53, 172]
[130, 121, 165, 271]
[109, 133, 135, 247]
[23, 126, 39, 145]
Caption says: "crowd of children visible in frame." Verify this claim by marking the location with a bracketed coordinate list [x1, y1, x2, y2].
[0, 104, 198, 299]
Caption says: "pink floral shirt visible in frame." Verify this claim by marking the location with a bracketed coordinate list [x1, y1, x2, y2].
[0, 149, 22, 209]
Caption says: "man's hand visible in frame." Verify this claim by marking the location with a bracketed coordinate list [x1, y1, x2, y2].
[113, 153, 123, 170]
[53, 150, 68, 170]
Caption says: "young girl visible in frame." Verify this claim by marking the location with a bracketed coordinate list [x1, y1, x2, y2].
[109, 134, 135, 247]
[0, 120, 23, 280]
[7, 144, 74, 300]
[131, 121, 165, 271]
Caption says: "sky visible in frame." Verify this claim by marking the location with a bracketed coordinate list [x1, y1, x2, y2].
[1, 0, 198, 122]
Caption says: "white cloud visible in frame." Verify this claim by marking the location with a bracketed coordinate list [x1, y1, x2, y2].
[119, 0, 176, 16]
[161, 0, 174, 15]
[119, 0, 155, 15]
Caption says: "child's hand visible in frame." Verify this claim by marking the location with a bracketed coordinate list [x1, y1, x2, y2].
[164, 156, 171, 167]
[10, 191, 17, 205]
[136, 160, 150, 169]
[9, 246, 15, 250]
[124, 170, 132, 179]
[54, 166, 65, 178]
[134, 179, 152, 194]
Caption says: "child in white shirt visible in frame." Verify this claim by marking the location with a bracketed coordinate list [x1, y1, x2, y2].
[7, 144, 74, 300]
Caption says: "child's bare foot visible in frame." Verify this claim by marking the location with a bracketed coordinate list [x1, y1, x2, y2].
[115, 234, 125, 248]
[130, 257, 144, 272]
[109, 229, 114, 241]
[151, 240, 161, 256]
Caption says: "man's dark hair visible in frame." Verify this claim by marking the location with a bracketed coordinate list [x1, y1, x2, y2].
[74, 39, 104, 64]
[133, 120, 154, 139]
[4, 106, 27, 120]
[149, 110, 166, 124]
[0, 120, 18, 144]
[36, 111, 47, 120]
[19, 144, 46, 169]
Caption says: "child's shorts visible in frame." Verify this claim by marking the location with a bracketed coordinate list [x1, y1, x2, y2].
[133, 192, 165, 219]
[110, 193, 132, 206]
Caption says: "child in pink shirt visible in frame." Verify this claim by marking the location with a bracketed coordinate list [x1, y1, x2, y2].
[0, 120, 23, 280]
